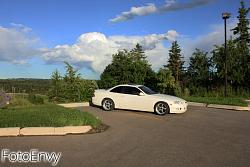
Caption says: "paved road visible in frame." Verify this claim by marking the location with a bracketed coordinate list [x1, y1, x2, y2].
[0, 106, 250, 167]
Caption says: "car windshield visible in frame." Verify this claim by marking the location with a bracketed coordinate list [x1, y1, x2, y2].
[139, 86, 157, 95]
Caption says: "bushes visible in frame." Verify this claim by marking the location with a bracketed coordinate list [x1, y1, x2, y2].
[28, 94, 44, 104]
[8, 94, 31, 107]
[8, 94, 45, 106]
[48, 78, 98, 103]
[79, 80, 98, 101]
[49, 62, 98, 103]
[183, 85, 250, 98]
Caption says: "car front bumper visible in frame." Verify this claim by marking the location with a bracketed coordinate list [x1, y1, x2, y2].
[170, 102, 188, 113]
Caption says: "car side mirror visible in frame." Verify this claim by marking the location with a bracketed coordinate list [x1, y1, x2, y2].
[139, 92, 145, 96]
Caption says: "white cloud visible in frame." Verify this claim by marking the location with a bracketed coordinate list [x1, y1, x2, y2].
[0, 20, 238, 77]
[110, 0, 214, 22]
[42, 20, 237, 73]
[42, 30, 179, 73]
[160, 0, 214, 12]
[110, 3, 157, 22]
[0, 26, 177, 73]
[10, 23, 32, 32]
[145, 43, 170, 71]
[0, 25, 39, 64]
[180, 19, 236, 65]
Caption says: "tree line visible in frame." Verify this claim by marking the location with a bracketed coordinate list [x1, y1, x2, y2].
[99, 1, 250, 97]
[0, 78, 51, 94]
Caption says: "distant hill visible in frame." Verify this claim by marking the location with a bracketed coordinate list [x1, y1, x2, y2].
[0, 78, 51, 95]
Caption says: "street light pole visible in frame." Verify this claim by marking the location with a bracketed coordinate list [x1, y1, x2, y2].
[222, 12, 231, 97]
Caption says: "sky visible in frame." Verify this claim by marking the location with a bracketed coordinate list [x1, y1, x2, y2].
[0, 0, 248, 79]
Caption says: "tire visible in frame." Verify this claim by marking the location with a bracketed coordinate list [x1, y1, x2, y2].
[154, 102, 170, 115]
[102, 98, 115, 111]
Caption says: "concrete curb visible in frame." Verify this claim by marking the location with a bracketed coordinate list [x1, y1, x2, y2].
[63, 126, 92, 134]
[20, 127, 55, 136]
[0, 127, 20, 136]
[189, 102, 250, 111]
[207, 104, 250, 111]
[245, 99, 250, 102]
[0, 126, 92, 137]
[188, 102, 207, 107]
[58, 102, 89, 108]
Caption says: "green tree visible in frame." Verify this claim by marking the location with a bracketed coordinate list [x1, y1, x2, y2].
[63, 62, 82, 102]
[156, 68, 175, 94]
[99, 50, 132, 88]
[165, 41, 184, 83]
[99, 44, 155, 89]
[79, 80, 98, 101]
[130, 43, 147, 61]
[64, 62, 81, 83]
[232, 0, 250, 87]
[212, 40, 245, 88]
[129, 44, 153, 85]
[48, 70, 65, 101]
[188, 49, 211, 90]
[47, 62, 98, 102]
[232, 0, 250, 44]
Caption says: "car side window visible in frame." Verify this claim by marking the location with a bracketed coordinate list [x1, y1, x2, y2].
[110, 86, 123, 93]
[123, 86, 141, 95]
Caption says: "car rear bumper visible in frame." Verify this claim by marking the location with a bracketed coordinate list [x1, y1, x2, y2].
[92, 97, 102, 107]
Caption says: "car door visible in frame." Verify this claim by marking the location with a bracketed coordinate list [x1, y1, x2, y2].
[109, 86, 127, 109]
[121, 86, 147, 111]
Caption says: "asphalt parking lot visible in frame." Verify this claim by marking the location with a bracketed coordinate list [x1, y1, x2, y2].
[0, 106, 250, 167]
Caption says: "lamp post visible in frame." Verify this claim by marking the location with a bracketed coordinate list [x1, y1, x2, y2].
[222, 12, 231, 97]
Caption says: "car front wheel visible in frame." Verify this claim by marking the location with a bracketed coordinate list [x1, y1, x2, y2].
[102, 98, 114, 111]
[154, 102, 169, 115]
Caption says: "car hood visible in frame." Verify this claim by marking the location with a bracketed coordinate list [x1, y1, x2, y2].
[150, 94, 185, 102]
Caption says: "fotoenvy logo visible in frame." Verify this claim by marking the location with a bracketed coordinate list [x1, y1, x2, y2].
[1, 149, 61, 166]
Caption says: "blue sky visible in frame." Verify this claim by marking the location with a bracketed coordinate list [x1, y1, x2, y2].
[0, 0, 247, 79]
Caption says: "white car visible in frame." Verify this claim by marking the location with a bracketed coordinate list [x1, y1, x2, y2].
[92, 84, 187, 115]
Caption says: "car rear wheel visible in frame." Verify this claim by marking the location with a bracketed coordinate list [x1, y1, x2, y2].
[154, 102, 169, 115]
[102, 98, 114, 111]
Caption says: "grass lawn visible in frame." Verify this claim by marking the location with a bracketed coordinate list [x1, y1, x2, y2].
[183, 96, 248, 107]
[0, 104, 101, 128]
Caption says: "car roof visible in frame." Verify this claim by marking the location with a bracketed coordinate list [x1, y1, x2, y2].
[113, 84, 143, 88]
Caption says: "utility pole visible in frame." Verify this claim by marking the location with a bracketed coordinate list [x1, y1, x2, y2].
[222, 12, 231, 97]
